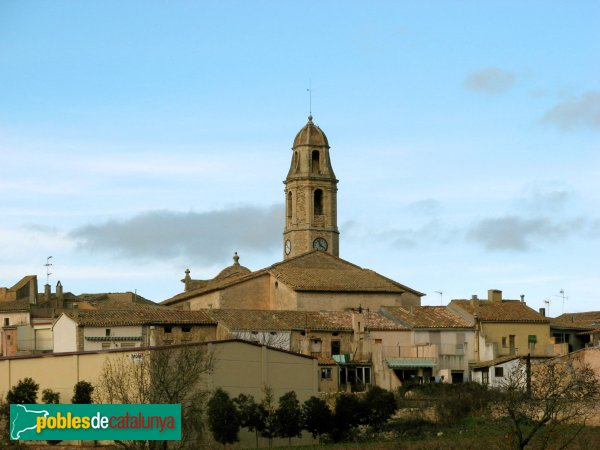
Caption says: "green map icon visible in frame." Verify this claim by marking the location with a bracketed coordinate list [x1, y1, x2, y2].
[10, 404, 49, 440]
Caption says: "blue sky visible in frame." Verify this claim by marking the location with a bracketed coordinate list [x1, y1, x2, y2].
[1, 1, 599, 314]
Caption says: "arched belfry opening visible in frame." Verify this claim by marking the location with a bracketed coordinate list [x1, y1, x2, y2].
[311, 150, 320, 174]
[314, 189, 323, 216]
[287, 192, 293, 220]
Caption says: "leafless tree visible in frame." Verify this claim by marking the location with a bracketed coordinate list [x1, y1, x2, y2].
[95, 344, 214, 449]
[499, 357, 600, 450]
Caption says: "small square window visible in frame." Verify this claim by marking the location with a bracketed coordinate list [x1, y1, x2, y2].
[105, 329, 111, 337]
[495, 367, 504, 377]
[164, 326, 172, 333]
[321, 368, 332, 379]
[182, 326, 191, 333]
[3, 318, 9, 326]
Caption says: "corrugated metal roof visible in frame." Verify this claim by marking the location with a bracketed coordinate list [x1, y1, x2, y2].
[386, 357, 437, 368]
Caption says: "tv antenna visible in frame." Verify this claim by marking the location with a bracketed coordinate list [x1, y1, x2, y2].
[306, 79, 312, 116]
[434, 291, 443, 306]
[555, 289, 568, 315]
[45, 256, 53, 285]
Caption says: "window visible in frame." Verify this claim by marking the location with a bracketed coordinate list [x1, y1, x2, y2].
[311, 150, 320, 174]
[287, 192, 292, 219]
[121, 343, 135, 348]
[374, 339, 382, 344]
[357, 367, 371, 384]
[331, 340, 341, 356]
[494, 367, 504, 377]
[502, 337, 507, 348]
[321, 368, 332, 379]
[101, 343, 111, 350]
[314, 189, 323, 216]
[482, 369, 489, 384]
[509, 335, 516, 354]
[3, 318, 9, 326]
[105, 329, 111, 337]
[182, 326, 191, 333]
[164, 326, 172, 333]
[528, 335, 537, 344]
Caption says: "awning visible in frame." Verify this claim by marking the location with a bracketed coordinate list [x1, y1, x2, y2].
[386, 358, 437, 369]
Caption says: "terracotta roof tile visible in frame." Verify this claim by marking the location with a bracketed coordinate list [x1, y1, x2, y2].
[381, 306, 472, 328]
[205, 309, 407, 332]
[63, 309, 216, 327]
[551, 311, 600, 329]
[163, 250, 424, 305]
[0, 299, 30, 312]
[450, 299, 548, 323]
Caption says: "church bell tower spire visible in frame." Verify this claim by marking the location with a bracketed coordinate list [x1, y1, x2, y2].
[283, 116, 339, 259]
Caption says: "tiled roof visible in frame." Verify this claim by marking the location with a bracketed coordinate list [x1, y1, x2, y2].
[449, 300, 549, 323]
[470, 355, 521, 370]
[206, 309, 408, 332]
[381, 306, 472, 329]
[551, 311, 600, 330]
[0, 299, 30, 312]
[163, 250, 424, 305]
[63, 309, 216, 327]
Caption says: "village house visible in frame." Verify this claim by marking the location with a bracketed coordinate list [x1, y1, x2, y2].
[53, 309, 217, 352]
[379, 306, 475, 384]
[550, 311, 599, 352]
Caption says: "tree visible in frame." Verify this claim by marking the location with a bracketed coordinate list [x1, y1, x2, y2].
[234, 393, 265, 449]
[301, 396, 332, 442]
[207, 389, 240, 448]
[71, 381, 94, 404]
[42, 389, 60, 404]
[259, 385, 277, 448]
[95, 344, 214, 449]
[500, 357, 600, 450]
[275, 391, 302, 445]
[7, 378, 39, 404]
[331, 393, 362, 442]
[361, 386, 397, 431]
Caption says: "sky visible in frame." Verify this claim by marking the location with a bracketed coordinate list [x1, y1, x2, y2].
[1, 1, 599, 315]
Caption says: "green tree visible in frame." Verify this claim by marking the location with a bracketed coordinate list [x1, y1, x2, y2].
[275, 391, 302, 445]
[7, 378, 39, 404]
[41, 389, 60, 404]
[71, 381, 94, 404]
[234, 393, 265, 449]
[301, 396, 332, 442]
[361, 386, 397, 430]
[331, 393, 362, 442]
[207, 388, 240, 448]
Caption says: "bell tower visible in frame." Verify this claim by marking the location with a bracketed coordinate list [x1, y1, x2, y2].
[283, 115, 339, 259]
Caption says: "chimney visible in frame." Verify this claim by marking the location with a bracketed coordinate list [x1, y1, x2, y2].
[44, 284, 51, 303]
[520, 294, 525, 303]
[56, 281, 63, 309]
[470, 294, 478, 307]
[539, 307, 546, 317]
[488, 289, 502, 303]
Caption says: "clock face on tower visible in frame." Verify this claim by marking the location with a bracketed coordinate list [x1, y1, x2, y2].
[285, 239, 291, 255]
[313, 237, 328, 251]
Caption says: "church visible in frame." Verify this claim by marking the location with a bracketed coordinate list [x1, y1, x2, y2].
[162, 116, 424, 311]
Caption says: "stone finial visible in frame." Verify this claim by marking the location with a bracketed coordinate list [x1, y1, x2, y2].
[182, 269, 191, 291]
[308, 114, 313, 123]
[233, 252, 240, 266]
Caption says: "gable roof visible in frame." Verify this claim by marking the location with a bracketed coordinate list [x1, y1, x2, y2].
[0, 299, 30, 313]
[163, 250, 424, 305]
[205, 309, 408, 332]
[550, 311, 600, 330]
[449, 299, 549, 323]
[61, 309, 216, 327]
[380, 306, 472, 329]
